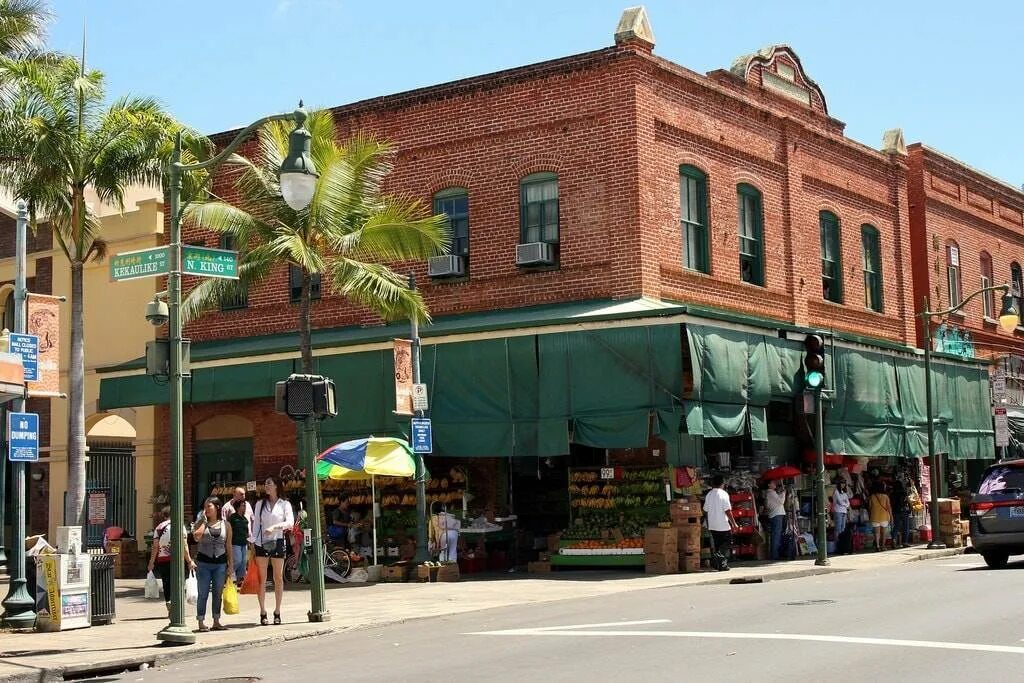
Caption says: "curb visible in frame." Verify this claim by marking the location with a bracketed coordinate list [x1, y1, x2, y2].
[0, 546, 971, 682]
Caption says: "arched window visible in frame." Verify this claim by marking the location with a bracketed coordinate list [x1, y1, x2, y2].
[980, 251, 994, 319]
[433, 187, 470, 259]
[519, 173, 559, 244]
[737, 184, 764, 286]
[946, 240, 962, 308]
[680, 165, 709, 273]
[861, 225, 883, 312]
[1012, 262, 1023, 322]
[1, 291, 13, 332]
[819, 211, 842, 303]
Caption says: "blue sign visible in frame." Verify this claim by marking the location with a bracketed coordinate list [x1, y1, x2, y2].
[411, 418, 433, 454]
[9, 333, 38, 381]
[9, 412, 39, 462]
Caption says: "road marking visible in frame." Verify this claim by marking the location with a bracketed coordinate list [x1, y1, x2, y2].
[940, 563, 984, 568]
[470, 625, 1024, 655]
[529, 620, 671, 631]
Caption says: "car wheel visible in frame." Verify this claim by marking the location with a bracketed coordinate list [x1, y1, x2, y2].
[982, 552, 1009, 569]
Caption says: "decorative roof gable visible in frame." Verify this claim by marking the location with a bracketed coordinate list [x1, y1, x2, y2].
[730, 45, 828, 115]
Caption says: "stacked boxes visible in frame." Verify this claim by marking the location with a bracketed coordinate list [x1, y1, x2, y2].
[108, 538, 139, 579]
[670, 499, 703, 572]
[382, 562, 411, 582]
[937, 498, 963, 548]
[644, 527, 678, 574]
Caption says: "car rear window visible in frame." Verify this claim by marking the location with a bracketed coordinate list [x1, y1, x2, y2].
[979, 465, 1024, 494]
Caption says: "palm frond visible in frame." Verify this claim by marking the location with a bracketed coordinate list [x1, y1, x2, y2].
[0, 0, 50, 59]
[183, 200, 276, 247]
[181, 253, 276, 324]
[329, 258, 429, 323]
[336, 198, 450, 262]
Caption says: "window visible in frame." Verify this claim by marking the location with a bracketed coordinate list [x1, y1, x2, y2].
[1012, 262, 1023, 323]
[519, 173, 559, 244]
[861, 225, 883, 313]
[433, 188, 470, 260]
[737, 184, 764, 286]
[980, 251, 994, 319]
[679, 166, 709, 273]
[289, 264, 321, 304]
[819, 211, 842, 303]
[218, 234, 247, 311]
[946, 241, 962, 309]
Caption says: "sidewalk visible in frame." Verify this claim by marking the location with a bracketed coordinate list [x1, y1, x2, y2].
[0, 546, 964, 682]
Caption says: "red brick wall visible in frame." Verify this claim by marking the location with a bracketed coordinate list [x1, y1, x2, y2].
[907, 144, 1024, 358]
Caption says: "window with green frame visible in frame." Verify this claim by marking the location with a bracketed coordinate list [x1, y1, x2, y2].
[737, 184, 764, 286]
[519, 172, 559, 244]
[861, 224, 883, 312]
[819, 210, 843, 303]
[289, 264, 321, 303]
[680, 165, 709, 273]
[433, 188, 470, 258]
[218, 234, 248, 311]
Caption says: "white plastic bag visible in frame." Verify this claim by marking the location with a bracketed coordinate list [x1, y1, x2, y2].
[185, 570, 198, 605]
[144, 571, 161, 600]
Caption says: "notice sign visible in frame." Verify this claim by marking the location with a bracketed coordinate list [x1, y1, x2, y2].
[411, 418, 433, 454]
[412, 383, 429, 412]
[393, 339, 414, 416]
[27, 294, 60, 395]
[9, 333, 38, 381]
[87, 491, 107, 525]
[8, 411, 39, 462]
[994, 407, 1009, 448]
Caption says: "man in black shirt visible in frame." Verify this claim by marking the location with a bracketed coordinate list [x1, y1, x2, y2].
[329, 494, 353, 548]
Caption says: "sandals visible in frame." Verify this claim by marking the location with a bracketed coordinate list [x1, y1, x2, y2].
[273, 612, 282, 625]
[260, 612, 269, 626]
[211, 623, 227, 631]
[197, 623, 210, 633]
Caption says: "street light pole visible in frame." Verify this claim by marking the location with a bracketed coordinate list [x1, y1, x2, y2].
[814, 386, 829, 566]
[157, 106, 317, 644]
[408, 275, 429, 563]
[919, 285, 1018, 550]
[301, 414, 328, 622]
[1, 199, 36, 628]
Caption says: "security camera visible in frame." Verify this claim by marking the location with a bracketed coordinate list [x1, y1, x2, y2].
[145, 299, 169, 327]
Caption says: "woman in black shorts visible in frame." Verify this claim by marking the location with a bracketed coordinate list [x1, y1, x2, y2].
[253, 476, 294, 625]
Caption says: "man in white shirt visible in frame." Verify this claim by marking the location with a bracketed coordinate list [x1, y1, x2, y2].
[704, 475, 739, 571]
[765, 480, 787, 561]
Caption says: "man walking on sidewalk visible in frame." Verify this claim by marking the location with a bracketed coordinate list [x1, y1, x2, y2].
[704, 475, 739, 571]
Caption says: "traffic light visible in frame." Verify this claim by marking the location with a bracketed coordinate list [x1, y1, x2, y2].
[803, 334, 826, 390]
[275, 374, 338, 421]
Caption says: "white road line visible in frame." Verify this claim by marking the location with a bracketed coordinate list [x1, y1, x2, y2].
[469, 627, 1024, 655]
[939, 563, 985, 568]
[530, 620, 671, 632]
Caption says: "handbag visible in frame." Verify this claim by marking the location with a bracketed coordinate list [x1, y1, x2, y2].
[221, 579, 239, 615]
[144, 570, 161, 600]
[184, 570, 198, 606]
[240, 556, 261, 595]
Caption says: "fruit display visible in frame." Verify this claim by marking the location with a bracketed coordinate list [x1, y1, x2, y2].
[560, 538, 644, 555]
[568, 467, 667, 520]
[282, 467, 467, 511]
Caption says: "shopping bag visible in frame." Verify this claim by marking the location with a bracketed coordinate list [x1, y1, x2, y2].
[185, 570, 198, 605]
[221, 579, 239, 615]
[144, 571, 162, 600]
[240, 556, 261, 595]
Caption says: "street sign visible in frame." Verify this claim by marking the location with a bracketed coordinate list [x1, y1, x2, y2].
[182, 245, 239, 279]
[993, 368, 1006, 401]
[9, 333, 38, 381]
[994, 407, 1010, 448]
[411, 417, 433, 454]
[412, 383, 429, 411]
[110, 246, 170, 281]
[8, 411, 39, 462]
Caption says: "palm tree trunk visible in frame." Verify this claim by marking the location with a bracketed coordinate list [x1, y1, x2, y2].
[65, 259, 86, 526]
[299, 269, 313, 374]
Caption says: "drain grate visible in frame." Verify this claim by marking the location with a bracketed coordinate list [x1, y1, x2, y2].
[783, 599, 836, 606]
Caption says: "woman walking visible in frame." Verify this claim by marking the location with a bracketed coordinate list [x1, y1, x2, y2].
[147, 506, 196, 614]
[254, 476, 293, 626]
[223, 487, 253, 587]
[868, 483, 893, 551]
[192, 497, 233, 632]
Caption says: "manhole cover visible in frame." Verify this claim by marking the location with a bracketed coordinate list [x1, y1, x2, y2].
[201, 678, 262, 683]
[783, 599, 836, 606]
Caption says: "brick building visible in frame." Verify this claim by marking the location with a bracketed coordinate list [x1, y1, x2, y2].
[98, 9, 992, 537]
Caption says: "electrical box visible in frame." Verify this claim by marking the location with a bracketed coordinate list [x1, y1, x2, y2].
[146, 339, 191, 378]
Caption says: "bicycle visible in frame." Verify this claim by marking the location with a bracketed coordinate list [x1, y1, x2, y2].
[284, 508, 359, 583]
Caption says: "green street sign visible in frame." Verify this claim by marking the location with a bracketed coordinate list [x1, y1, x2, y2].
[110, 246, 170, 281]
[182, 245, 239, 280]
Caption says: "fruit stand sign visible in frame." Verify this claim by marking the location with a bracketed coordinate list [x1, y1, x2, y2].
[182, 245, 239, 279]
[110, 246, 170, 281]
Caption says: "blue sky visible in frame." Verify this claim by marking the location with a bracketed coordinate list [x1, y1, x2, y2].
[48, 1, 1024, 187]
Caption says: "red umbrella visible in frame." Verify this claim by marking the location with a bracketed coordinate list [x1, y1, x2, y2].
[762, 465, 801, 481]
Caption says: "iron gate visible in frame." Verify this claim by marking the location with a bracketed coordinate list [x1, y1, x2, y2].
[85, 441, 136, 544]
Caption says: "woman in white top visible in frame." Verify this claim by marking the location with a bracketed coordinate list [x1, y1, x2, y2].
[833, 481, 852, 536]
[254, 476, 294, 625]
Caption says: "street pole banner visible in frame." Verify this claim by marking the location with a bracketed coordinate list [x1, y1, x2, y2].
[393, 339, 414, 416]
[27, 293, 60, 395]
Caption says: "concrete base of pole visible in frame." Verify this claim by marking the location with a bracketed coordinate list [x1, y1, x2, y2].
[926, 541, 948, 550]
[156, 624, 197, 645]
[0, 547, 7, 571]
[1, 578, 36, 628]
[307, 610, 332, 623]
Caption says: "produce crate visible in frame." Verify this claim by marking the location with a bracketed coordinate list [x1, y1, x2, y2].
[382, 563, 411, 583]
[644, 527, 678, 554]
[644, 552, 678, 575]
[528, 561, 552, 573]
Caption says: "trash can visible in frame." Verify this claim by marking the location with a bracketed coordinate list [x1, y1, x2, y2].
[90, 553, 116, 625]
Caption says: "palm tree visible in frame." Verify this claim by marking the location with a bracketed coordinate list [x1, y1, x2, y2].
[0, 53, 190, 525]
[0, 0, 49, 58]
[182, 109, 449, 373]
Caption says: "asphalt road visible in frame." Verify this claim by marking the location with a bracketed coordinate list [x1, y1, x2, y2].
[101, 555, 1024, 683]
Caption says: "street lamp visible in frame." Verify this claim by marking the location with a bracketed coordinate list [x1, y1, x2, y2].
[919, 284, 1018, 550]
[156, 104, 318, 645]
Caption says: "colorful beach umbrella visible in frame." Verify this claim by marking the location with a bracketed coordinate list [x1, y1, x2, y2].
[316, 437, 417, 481]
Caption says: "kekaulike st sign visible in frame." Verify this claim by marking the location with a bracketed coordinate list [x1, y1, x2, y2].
[109, 246, 170, 281]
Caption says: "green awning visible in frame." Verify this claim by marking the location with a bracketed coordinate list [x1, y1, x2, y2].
[825, 348, 905, 457]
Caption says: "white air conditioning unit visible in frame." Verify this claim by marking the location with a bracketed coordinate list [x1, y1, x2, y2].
[428, 254, 466, 278]
[515, 242, 555, 266]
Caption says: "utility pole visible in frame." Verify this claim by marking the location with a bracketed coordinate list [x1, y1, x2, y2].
[814, 388, 829, 567]
[409, 275, 429, 563]
[1, 199, 37, 627]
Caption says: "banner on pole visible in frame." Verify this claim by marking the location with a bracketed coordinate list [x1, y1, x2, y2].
[27, 294, 60, 395]
[393, 339, 414, 416]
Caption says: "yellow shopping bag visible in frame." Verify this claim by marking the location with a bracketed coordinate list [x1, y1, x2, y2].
[222, 578, 240, 615]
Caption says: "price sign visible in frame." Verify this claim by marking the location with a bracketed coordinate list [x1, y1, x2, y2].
[600, 467, 615, 480]
[246, 480, 257, 492]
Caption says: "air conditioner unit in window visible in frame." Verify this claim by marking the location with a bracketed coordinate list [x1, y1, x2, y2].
[427, 254, 466, 278]
[515, 241, 555, 266]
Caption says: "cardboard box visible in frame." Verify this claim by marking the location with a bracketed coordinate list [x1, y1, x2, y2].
[961, 520, 971, 536]
[382, 563, 410, 583]
[528, 561, 552, 573]
[436, 563, 460, 582]
[546, 533, 562, 553]
[644, 528, 678, 554]
[676, 526, 701, 552]
[939, 512, 959, 527]
[681, 555, 701, 573]
[670, 501, 703, 517]
[644, 553, 679, 575]
[538, 552, 551, 562]
[937, 498, 961, 515]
